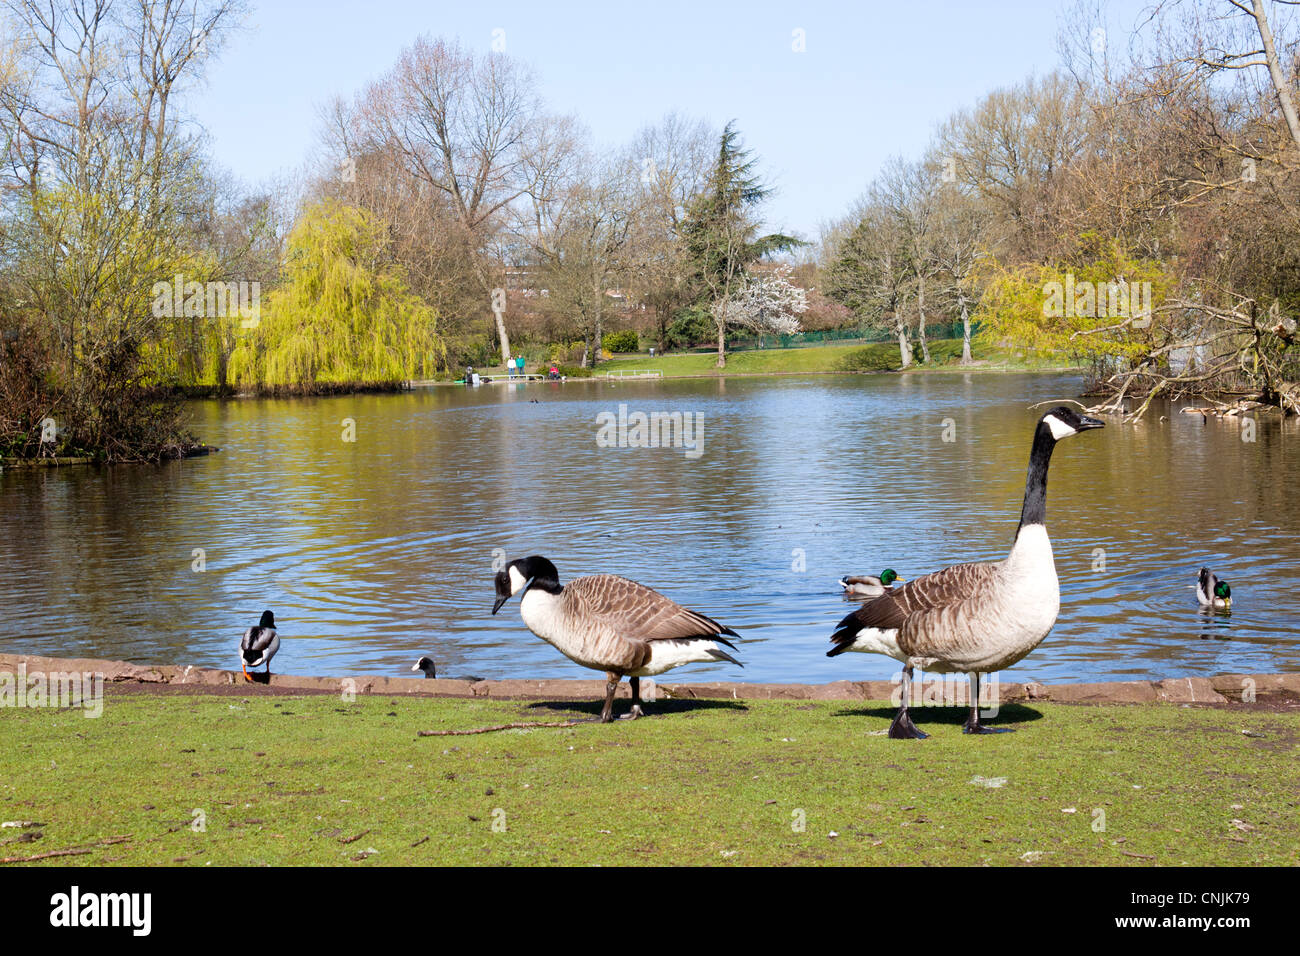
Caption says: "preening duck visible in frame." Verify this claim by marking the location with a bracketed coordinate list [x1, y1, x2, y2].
[827, 406, 1105, 738]
[1196, 568, 1232, 609]
[492, 555, 742, 722]
[839, 569, 905, 598]
[240, 610, 280, 682]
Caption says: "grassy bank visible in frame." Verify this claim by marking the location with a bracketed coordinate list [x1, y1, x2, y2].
[583, 338, 1079, 378]
[2, 691, 1295, 866]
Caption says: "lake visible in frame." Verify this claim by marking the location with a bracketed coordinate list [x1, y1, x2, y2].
[2, 371, 1297, 685]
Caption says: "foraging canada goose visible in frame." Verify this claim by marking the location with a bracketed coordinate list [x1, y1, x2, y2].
[839, 569, 905, 598]
[492, 555, 742, 721]
[410, 657, 485, 682]
[240, 610, 280, 682]
[827, 406, 1105, 738]
[1196, 567, 1232, 609]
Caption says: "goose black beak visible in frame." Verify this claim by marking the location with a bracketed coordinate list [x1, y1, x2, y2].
[1078, 415, 1105, 430]
[492, 576, 535, 614]
[492, 570, 511, 614]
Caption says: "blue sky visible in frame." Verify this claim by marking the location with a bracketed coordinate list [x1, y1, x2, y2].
[191, 0, 1152, 237]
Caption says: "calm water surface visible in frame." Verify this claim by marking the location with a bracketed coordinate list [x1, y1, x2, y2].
[2, 372, 1297, 684]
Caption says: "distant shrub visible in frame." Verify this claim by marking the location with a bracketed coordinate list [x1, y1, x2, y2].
[603, 329, 639, 353]
[666, 307, 714, 349]
[838, 344, 902, 372]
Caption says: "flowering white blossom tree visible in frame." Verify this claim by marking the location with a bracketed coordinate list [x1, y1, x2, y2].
[714, 266, 808, 336]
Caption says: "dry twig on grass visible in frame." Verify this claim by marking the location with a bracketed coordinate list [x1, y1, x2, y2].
[418, 719, 588, 737]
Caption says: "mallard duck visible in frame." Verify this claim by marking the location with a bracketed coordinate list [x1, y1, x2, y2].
[1197, 567, 1232, 609]
[828, 406, 1105, 738]
[240, 610, 280, 682]
[492, 555, 741, 721]
[839, 569, 905, 598]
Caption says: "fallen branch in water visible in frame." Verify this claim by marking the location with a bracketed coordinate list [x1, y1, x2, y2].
[418, 719, 588, 737]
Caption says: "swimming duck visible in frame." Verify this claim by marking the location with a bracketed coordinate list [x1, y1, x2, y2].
[1196, 567, 1232, 609]
[839, 569, 905, 598]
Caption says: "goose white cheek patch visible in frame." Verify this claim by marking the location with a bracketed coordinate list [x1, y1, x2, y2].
[508, 566, 528, 594]
[1044, 415, 1076, 440]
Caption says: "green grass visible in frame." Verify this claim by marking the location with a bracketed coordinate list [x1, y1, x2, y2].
[2, 692, 1296, 866]
[596, 338, 1080, 378]
[445, 339, 1079, 381]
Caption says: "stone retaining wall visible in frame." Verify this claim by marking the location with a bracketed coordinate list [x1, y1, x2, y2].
[4, 652, 1297, 705]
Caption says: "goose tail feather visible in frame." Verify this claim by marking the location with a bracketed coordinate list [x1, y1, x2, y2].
[707, 645, 743, 667]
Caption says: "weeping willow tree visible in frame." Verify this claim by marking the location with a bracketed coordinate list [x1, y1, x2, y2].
[229, 201, 444, 387]
[975, 236, 1175, 383]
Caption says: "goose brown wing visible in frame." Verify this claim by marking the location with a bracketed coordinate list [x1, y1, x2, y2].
[566, 575, 739, 647]
[829, 560, 1001, 653]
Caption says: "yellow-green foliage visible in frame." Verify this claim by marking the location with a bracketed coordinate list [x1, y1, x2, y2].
[975, 235, 1175, 362]
[229, 200, 444, 387]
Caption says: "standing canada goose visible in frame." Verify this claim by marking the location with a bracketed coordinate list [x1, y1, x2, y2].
[240, 610, 280, 682]
[828, 406, 1105, 738]
[492, 555, 742, 722]
[1196, 568, 1232, 609]
[839, 569, 905, 598]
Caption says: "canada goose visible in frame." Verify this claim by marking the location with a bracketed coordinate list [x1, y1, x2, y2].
[492, 555, 742, 721]
[240, 610, 280, 682]
[410, 657, 485, 682]
[839, 569, 905, 598]
[827, 406, 1104, 738]
[1196, 568, 1232, 609]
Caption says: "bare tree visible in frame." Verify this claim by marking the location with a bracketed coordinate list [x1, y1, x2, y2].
[525, 153, 635, 367]
[933, 183, 993, 364]
[622, 113, 714, 350]
[824, 196, 914, 367]
[344, 37, 575, 363]
[880, 158, 942, 362]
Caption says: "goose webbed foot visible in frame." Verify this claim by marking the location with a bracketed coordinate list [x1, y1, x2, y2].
[599, 672, 620, 723]
[619, 704, 646, 721]
[888, 708, 928, 739]
[963, 713, 1013, 734]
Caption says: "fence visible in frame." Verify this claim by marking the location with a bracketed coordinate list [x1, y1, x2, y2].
[677, 321, 974, 354]
[602, 369, 664, 379]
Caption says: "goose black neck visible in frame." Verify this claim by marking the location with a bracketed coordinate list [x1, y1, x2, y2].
[1016, 423, 1057, 536]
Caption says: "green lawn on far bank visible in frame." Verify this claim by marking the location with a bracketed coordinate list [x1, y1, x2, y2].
[590, 338, 1079, 378]
[1, 691, 1295, 866]
[453, 338, 1081, 382]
